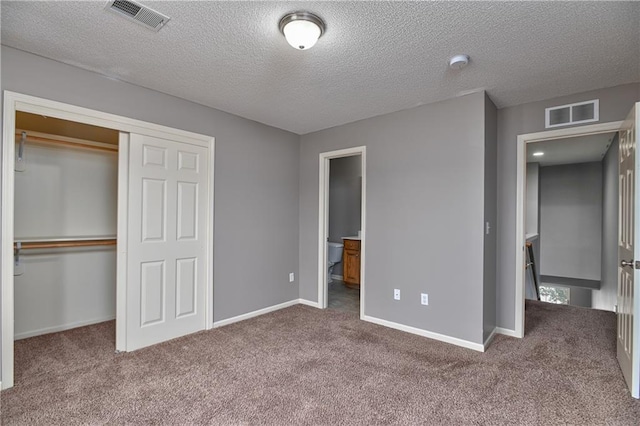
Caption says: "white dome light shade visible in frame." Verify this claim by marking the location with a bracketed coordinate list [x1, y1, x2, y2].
[283, 20, 321, 50]
[279, 12, 325, 50]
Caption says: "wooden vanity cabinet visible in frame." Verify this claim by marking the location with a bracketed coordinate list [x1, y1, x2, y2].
[343, 238, 361, 288]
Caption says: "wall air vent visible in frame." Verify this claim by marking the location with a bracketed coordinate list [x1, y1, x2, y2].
[545, 99, 599, 129]
[105, 0, 170, 32]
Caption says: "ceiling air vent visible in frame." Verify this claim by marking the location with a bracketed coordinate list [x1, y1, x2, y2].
[545, 99, 599, 129]
[105, 0, 170, 32]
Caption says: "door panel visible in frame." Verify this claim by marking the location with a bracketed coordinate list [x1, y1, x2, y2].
[618, 103, 640, 398]
[142, 179, 166, 241]
[141, 260, 165, 326]
[127, 134, 208, 351]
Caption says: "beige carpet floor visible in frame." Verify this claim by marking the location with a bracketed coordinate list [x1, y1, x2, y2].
[2, 301, 640, 425]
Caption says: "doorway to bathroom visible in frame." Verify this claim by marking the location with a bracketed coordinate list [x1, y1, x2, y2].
[318, 146, 366, 317]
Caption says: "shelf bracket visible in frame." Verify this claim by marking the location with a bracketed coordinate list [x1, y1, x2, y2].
[14, 242, 24, 276]
[15, 131, 26, 172]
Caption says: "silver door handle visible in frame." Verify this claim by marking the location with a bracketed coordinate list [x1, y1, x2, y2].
[621, 259, 634, 268]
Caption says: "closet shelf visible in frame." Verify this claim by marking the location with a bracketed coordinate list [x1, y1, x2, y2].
[15, 131, 118, 153]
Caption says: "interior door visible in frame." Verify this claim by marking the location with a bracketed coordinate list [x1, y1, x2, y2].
[618, 103, 640, 398]
[126, 133, 208, 351]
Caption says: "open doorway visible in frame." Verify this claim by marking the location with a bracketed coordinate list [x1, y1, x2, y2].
[317, 146, 366, 317]
[326, 155, 362, 314]
[516, 105, 640, 398]
[525, 132, 618, 310]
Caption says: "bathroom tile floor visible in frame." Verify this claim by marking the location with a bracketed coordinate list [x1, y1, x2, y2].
[327, 280, 360, 314]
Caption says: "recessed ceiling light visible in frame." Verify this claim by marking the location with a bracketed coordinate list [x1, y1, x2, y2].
[533, 152, 544, 157]
[449, 54, 470, 70]
[279, 12, 325, 50]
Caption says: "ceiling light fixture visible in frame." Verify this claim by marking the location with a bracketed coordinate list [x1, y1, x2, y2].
[279, 12, 325, 50]
[449, 54, 470, 70]
[533, 152, 544, 157]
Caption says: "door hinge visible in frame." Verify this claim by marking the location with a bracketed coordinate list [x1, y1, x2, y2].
[636, 261, 640, 269]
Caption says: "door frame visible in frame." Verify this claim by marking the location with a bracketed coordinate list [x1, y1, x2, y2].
[514, 120, 623, 338]
[318, 146, 366, 317]
[1, 91, 215, 389]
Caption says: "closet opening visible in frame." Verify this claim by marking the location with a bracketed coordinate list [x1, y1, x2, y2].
[3, 91, 215, 390]
[12, 112, 119, 387]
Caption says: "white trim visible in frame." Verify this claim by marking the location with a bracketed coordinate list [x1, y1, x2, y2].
[515, 120, 623, 340]
[483, 328, 498, 350]
[1, 96, 16, 389]
[115, 132, 129, 352]
[207, 130, 216, 330]
[495, 327, 520, 338]
[298, 299, 321, 308]
[545, 99, 600, 129]
[212, 300, 299, 328]
[1, 91, 216, 389]
[362, 315, 485, 352]
[317, 146, 366, 318]
[15, 315, 116, 340]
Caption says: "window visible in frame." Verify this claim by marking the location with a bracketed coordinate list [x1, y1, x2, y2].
[539, 285, 570, 305]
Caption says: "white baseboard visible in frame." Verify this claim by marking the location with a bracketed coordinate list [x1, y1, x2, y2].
[298, 298, 321, 308]
[362, 315, 485, 352]
[331, 274, 343, 281]
[213, 299, 299, 328]
[495, 327, 520, 338]
[483, 328, 498, 350]
[15, 315, 116, 340]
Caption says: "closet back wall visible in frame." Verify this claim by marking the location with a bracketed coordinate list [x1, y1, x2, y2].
[14, 133, 118, 338]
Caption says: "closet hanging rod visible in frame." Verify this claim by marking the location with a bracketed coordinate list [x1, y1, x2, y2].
[14, 131, 118, 153]
[13, 239, 117, 250]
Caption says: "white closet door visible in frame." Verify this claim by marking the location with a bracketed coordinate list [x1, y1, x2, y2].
[617, 103, 640, 398]
[126, 133, 208, 351]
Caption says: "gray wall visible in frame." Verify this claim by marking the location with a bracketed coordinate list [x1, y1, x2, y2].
[539, 162, 602, 280]
[483, 95, 498, 341]
[328, 155, 362, 276]
[526, 163, 540, 236]
[300, 91, 487, 344]
[594, 136, 619, 311]
[569, 287, 593, 308]
[0, 46, 300, 331]
[496, 83, 640, 330]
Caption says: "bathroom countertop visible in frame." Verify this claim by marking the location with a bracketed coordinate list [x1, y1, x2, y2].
[342, 236, 361, 240]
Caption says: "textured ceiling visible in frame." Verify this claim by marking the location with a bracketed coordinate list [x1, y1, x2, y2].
[527, 133, 616, 167]
[2, 1, 639, 134]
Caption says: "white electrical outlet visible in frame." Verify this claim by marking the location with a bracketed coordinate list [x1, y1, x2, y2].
[289, 272, 295, 282]
[421, 293, 429, 305]
[394, 289, 401, 300]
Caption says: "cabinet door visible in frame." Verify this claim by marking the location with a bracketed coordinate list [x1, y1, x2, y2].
[344, 249, 360, 284]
